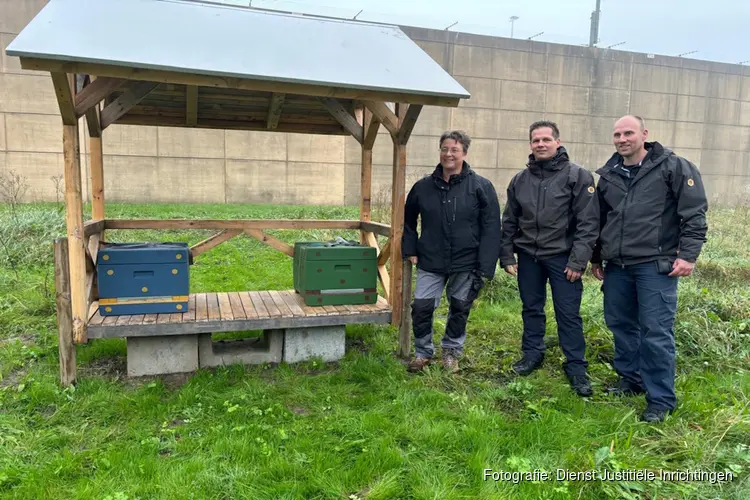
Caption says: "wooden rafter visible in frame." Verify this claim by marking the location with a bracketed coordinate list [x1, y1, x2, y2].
[74, 76, 126, 116]
[390, 103, 407, 327]
[21, 58, 462, 107]
[363, 232, 390, 301]
[360, 221, 391, 237]
[267, 93, 285, 129]
[363, 112, 381, 150]
[85, 104, 101, 138]
[363, 101, 399, 137]
[105, 219, 361, 230]
[377, 239, 391, 267]
[190, 230, 242, 258]
[100, 80, 159, 129]
[245, 229, 294, 257]
[319, 97, 363, 144]
[50, 72, 77, 125]
[397, 104, 422, 145]
[186, 85, 198, 126]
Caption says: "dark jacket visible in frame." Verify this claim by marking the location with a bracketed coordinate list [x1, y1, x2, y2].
[402, 162, 501, 278]
[500, 146, 599, 272]
[591, 141, 708, 266]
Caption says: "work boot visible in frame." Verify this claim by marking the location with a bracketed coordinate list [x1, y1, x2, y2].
[407, 356, 431, 373]
[442, 352, 460, 374]
[606, 378, 645, 396]
[512, 355, 543, 376]
[640, 406, 673, 423]
[567, 374, 593, 397]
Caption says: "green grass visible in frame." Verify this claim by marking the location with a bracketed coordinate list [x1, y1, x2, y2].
[1, 202, 749, 499]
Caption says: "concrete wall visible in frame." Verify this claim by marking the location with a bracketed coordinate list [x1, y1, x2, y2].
[2, 0, 750, 206]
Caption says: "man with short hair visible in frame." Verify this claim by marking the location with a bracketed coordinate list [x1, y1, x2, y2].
[500, 121, 599, 397]
[402, 130, 502, 374]
[591, 115, 708, 422]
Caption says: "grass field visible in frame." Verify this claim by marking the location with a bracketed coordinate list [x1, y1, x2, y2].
[0, 201, 748, 499]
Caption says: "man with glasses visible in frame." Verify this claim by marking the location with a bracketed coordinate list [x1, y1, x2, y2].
[500, 121, 599, 397]
[402, 130, 502, 373]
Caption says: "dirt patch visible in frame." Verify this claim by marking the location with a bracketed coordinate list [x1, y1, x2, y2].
[0, 365, 28, 389]
[123, 372, 193, 390]
[81, 356, 127, 380]
[345, 337, 369, 354]
[289, 405, 310, 415]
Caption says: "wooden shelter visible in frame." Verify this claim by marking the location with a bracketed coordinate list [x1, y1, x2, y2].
[6, 0, 470, 385]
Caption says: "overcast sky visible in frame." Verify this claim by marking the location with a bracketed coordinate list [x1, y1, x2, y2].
[223, 0, 748, 65]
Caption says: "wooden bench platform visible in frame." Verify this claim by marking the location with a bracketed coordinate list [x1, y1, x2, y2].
[86, 290, 392, 338]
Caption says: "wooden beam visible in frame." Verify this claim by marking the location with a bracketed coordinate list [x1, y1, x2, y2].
[319, 97, 363, 144]
[88, 233, 101, 265]
[104, 219, 361, 230]
[85, 105, 101, 138]
[84, 220, 105, 238]
[245, 229, 294, 257]
[377, 239, 391, 267]
[190, 230, 242, 257]
[360, 221, 391, 237]
[266, 93, 285, 129]
[389, 103, 408, 325]
[363, 112, 381, 150]
[360, 108, 374, 245]
[398, 259, 413, 358]
[90, 137, 104, 221]
[54, 238, 76, 386]
[186, 85, 198, 126]
[397, 104, 422, 145]
[74, 76, 126, 116]
[50, 72, 77, 125]
[115, 114, 347, 135]
[20, 58, 463, 107]
[63, 122, 88, 343]
[363, 101, 399, 136]
[363, 232, 390, 302]
[100, 80, 159, 129]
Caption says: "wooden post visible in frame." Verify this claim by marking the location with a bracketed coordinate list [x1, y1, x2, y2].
[360, 108, 373, 245]
[90, 136, 104, 223]
[64, 119, 88, 343]
[398, 259, 412, 358]
[54, 238, 76, 386]
[389, 103, 408, 327]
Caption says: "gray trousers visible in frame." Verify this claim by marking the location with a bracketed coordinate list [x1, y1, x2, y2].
[411, 268, 475, 359]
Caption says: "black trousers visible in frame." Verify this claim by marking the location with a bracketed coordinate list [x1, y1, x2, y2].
[517, 250, 588, 376]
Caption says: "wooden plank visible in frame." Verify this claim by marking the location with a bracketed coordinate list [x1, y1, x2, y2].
[20, 58, 462, 108]
[89, 309, 105, 326]
[260, 291, 282, 317]
[363, 111, 381, 150]
[228, 292, 247, 320]
[362, 101, 400, 136]
[156, 313, 172, 324]
[322, 306, 339, 315]
[51, 72, 77, 125]
[142, 314, 158, 325]
[186, 85, 198, 126]
[267, 92, 285, 129]
[116, 114, 347, 135]
[89, 137, 104, 221]
[216, 293, 233, 321]
[280, 291, 306, 317]
[63, 121, 88, 344]
[105, 219, 361, 231]
[245, 229, 294, 257]
[181, 295, 196, 322]
[360, 221, 391, 237]
[100, 80, 159, 129]
[289, 291, 320, 317]
[84, 220, 105, 238]
[239, 292, 258, 319]
[390, 103, 408, 325]
[378, 239, 391, 266]
[54, 238, 76, 386]
[398, 260, 413, 358]
[190, 229, 242, 257]
[87, 234, 100, 267]
[170, 311, 183, 322]
[319, 97, 363, 143]
[397, 104, 422, 145]
[360, 108, 374, 246]
[269, 290, 296, 317]
[128, 314, 145, 326]
[207, 293, 221, 321]
[102, 315, 118, 326]
[196, 293, 209, 322]
[74, 76, 126, 115]
[249, 291, 270, 318]
[85, 104, 101, 138]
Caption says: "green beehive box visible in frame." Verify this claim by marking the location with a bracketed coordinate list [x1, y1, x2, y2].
[293, 240, 378, 306]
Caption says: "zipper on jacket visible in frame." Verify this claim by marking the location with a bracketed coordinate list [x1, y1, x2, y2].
[453, 196, 457, 222]
[533, 171, 544, 259]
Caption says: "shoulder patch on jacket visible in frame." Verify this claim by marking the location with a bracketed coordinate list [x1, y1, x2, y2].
[687, 178, 695, 187]
[587, 185, 595, 193]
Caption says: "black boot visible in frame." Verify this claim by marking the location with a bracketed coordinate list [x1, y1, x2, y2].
[640, 406, 673, 423]
[512, 355, 544, 376]
[567, 373, 593, 397]
[606, 378, 645, 396]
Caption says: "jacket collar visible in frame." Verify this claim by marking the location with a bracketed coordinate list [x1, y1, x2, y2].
[596, 141, 672, 188]
[432, 161, 472, 187]
[526, 146, 569, 176]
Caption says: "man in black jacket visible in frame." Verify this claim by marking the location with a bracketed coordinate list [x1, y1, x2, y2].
[500, 121, 599, 397]
[402, 130, 501, 373]
[591, 115, 708, 422]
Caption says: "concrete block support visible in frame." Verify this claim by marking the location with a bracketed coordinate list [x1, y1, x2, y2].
[283, 325, 346, 363]
[126, 335, 199, 377]
[198, 330, 283, 368]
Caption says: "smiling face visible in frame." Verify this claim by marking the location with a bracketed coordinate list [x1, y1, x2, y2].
[613, 116, 648, 160]
[439, 138, 467, 170]
[530, 126, 560, 161]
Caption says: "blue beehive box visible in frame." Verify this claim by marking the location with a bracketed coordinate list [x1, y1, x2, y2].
[96, 242, 190, 316]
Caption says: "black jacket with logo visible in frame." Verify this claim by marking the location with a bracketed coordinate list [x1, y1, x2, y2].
[402, 162, 502, 278]
[500, 147, 599, 272]
[591, 141, 708, 266]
